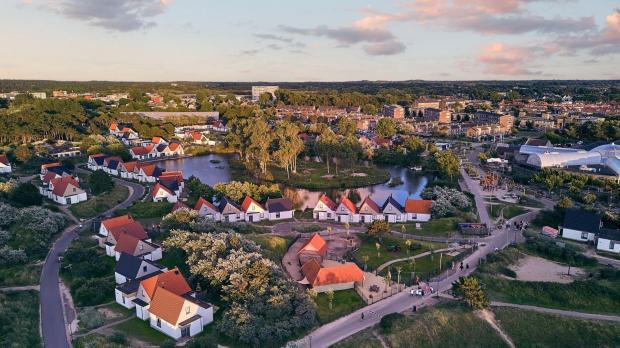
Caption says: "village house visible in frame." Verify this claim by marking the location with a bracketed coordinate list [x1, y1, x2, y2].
[265, 197, 294, 220]
[334, 197, 359, 223]
[313, 194, 337, 220]
[301, 259, 365, 293]
[194, 197, 221, 221]
[121, 128, 141, 146]
[597, 229, 620, 254]
[382, 196, 406, 223]
[103, 156, 123, 176]
[151, 183, 178, 203]
[357, 197, 383, 223]
[119, 161, 138, 179]
[404, 199, 432, 222]
[186, 131, 214, 145]
[136, 164, 164, 183]
[241, 196, 266, 222]
[218, 197, 244, 222]
[130, 145, 157, 160]
[98, 215, 148, 246]
[87, 154, 108, 171]
[560, 209, 601, 243]
[114, 252, 167, 285]
[40, 176, 87, 205]
[0, 154, 12, 173]
[297, 233, 328, 265]
[112, 233, 163, 261]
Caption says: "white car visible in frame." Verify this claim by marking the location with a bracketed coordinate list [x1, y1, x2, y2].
[410, 288, 425, 296]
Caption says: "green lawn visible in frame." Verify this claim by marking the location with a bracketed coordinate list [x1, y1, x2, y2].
[331, 327, 384, 348]
[486, 203, 527, 220]
[0, 290, 41, 348]
[338, 303, 507, 348]
[294, 209, 314, 219]
[232, 159, 390, 190]
[353, 234, 445, 270]
[314, 289, 365, 324]
[493, 307, 620, 348]
[247, 234, 293, 261]
[73, 334, 125, 348]
[112, 318, 170, 345]
[517, 195, 545, 208]
[394, 217, 460, 237]
[380, 252, 455, 285]
[292, 224, 324, 233]
[70, 184, 129, 219]
[126, 201, 173, 219]
[0, 263, 42, 287]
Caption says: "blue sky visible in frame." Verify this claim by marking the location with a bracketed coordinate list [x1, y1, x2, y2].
[1, 0, 619, 81]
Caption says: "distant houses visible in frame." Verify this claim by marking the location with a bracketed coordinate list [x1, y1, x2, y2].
[0, 154, 12, 173]
[38, 163, 87, 205]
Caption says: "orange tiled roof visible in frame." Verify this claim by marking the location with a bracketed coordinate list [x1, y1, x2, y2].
[42, 171, 59, 184]
[318, 194, 337, 211]
[140, 268, 191, 300]
[108, 220, 147, 241]
[42, 162, 62, 170]
[240, 196, 263, 212]
[123, 161, 138, 172]
[339, 198, 357, 214]
[360, 197, 381, 214]
[298, 233, 328, 257]
[114, 233, 141, 255]
[168, 143, 182, 151]
[194, 197, 217, 211]
[102, 215, 135, 231]
[151, 183, 174, 198]
[148, 286, 187, 325]
[302, 260, 364, 287]
[404, 199, 432, 214]
[50, 176, 80, 197]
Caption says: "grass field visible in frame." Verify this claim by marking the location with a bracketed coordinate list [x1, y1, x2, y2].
[74, 334, 125, 348]
[113, 318, 170, 345]
[314, 289, 365, 324]
[487, 203, 527, 220]
[394, 217, 460, 237]
[126, 201, 173, 219]
[335, 303, 507, 348]
[517, 195, 545, 208]
[380, 252, 455, 285]
[247, 234, 294, 261]
[353, 235, 445, 270]
[331, 328, 384, 348]
[0, 263, 42, 287]
[70, 184, 129, 219]
[493, 307, 620, 348]
[0, 290, 41, 348]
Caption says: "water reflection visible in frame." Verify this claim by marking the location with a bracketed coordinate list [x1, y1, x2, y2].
[159, 155, 429, 210]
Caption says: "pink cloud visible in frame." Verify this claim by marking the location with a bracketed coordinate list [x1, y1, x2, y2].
[477, 43, 539, 75]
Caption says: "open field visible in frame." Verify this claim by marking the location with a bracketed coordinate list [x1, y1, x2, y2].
[353, 234, 445, 270]
[246, 234, 294, 261]
[394, 217, 460, 237]
[70, 184, 129, 219]
[380, 252, 455, 285]
[0, 263, 42, 287]
[487, 203, 527, 220]
[493, 307, 620, 348]
[0, 290, 41, 348]
[314, 289, 365, 324]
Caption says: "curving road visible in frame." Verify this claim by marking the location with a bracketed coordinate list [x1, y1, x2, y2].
[39, 175, 144, 348]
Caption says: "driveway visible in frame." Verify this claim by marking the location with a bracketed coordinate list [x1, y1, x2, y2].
[39, 176, 144, 348]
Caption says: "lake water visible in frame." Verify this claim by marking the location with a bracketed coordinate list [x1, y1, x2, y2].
[159, 154, 429, 210]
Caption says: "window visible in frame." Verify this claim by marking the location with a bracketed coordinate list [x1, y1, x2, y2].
[581, 232, 589, 239]
[143, 266, 147, 272]
[185, 305, 190, 314]
[275, 212, 280, 219]
[156, 318, 161, 327]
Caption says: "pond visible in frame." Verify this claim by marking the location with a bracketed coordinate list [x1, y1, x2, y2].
[158, 154, 429, 210]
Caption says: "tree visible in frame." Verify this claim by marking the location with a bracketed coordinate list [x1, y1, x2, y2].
[452, 276, 489, 310]
[558, 195, 574, 209]
[259, 92, 273, 106]
[337, 117, 356, 137]
[14, 145, 32, 163]
[316, 128, 338, 174]
[434, 151, 460, 180]
[362, 255, 370, 271]
[367, 220, 390, 239]
[582, 193, 597, 205]
[376, 118, 396, 138]
[9, 183, 42, 207]
[273, 121, 304, 178]
[405, 240, 412, 255]
[326, 288, 335, 310]
[88, 170, 114, 195]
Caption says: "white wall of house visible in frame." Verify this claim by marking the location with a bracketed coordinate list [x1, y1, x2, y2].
[407, 213, 431, 222]
[313, 211, 333, 220]
[0, 163, 13, 173]
[143, 248, 163, 261]
[135, 304, 150, 320]
[114, 289, 136, 309]
[562, 228, 596, 242]
[314, 281, 356, 293]
[268, 210, 293, 220]
[149, 316, 181, 340]
[597, 238, 620, 253]
[115, 272, 127, 284]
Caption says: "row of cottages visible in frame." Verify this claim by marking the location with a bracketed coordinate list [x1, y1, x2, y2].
[88, 154, 169, 183]
[185, 131, 215, 145]
[313, 194, 433, 223]
[39, 163, 87, 205]
[298, 234, 365, 293]
[97, 215, 162, 261]
[194, 196, 294, 222]
[0, 154, 11, 173]
[129, 138, 184, 161]
[559, 209, 620, 254]
[109, 123, 141, 146]
[101, 218, 213, 340]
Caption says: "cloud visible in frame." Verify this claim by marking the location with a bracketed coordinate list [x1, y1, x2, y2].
[240, 49, 260, 56]
[254, 33, 293, 43]
[41, 0, 171, 31]
[546, 9, 620, 55]
[477, 42, 540, 75]
[363, 40, 406, 55]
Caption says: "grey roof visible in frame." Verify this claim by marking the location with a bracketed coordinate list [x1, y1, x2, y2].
[107, 160, 120, 170]
[218, 197, 241, 212]
[599, 228, 620, 241]
[265, 198, 293, 213]
[562, 209, 600, 234]
[114, 252, 145, 279]
[382, 195, 404, 213]
[93, 156, 107, 166]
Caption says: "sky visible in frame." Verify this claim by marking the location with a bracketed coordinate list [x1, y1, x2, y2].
[1, 0, 619, 81]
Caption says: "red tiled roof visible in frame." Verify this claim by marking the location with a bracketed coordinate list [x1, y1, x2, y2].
[114, 233, 142, 255]
[122, 161, 138, 172]
[0, 154, 8, 166]
[109, 123, 118, 130]
[42, 162, 62, 170]
[148, 286, 187, 325]
[171, 201, 189, 212]
[194, 197, 217, 211]
[102, 215, 135, 230]
[404, 199, 432, 214]
[298, 233, 327, 257]
[240, 196, 264, 212]
[339, 198, 357, 214]
[168, 143, 182, 151]
[359, 197, 381, 214]
[42, 171, 59, 184]
[130, 145, 153, 156]
[50, 176, 80, 197]
[301, 260, 364, 287]
[140, 268, 191, 300]
[151, 137, 164, 144]
[109, 221, 148, 241]
[140, 164, 158, 176]
[151, 183, 174, 198]
[318, 194, 337, 211]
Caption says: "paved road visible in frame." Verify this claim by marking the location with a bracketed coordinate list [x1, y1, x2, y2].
[39, 176, 144, 348]
[491, 301, 620, 322]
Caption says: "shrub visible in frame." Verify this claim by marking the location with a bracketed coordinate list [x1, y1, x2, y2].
[379, 312, 405, 332]
[88, 170, 114, 195]
[500, 266, 517, 278]
[78, 307, 105, 330]
[73, 277, 114, 306]
[9, 183, 42, 207]
[109, 333, 127, 345]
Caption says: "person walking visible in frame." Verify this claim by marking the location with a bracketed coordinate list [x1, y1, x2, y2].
[361, 312, 365, 320]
